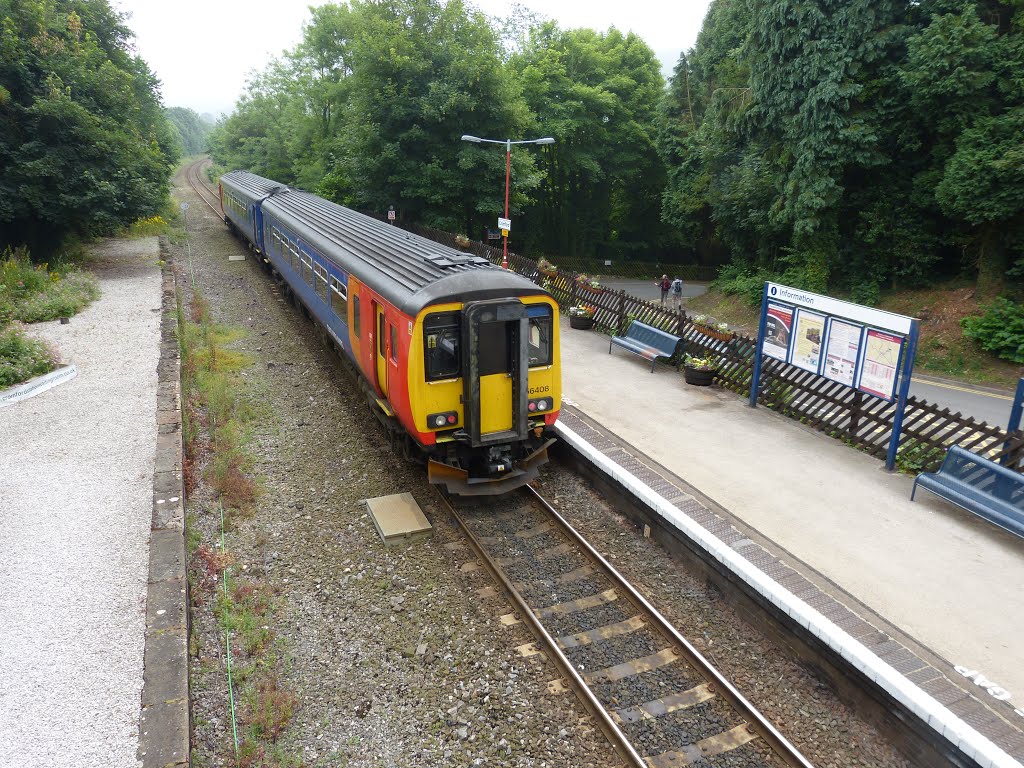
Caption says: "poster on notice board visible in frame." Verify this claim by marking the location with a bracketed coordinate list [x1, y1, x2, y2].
[763, 302, 793, 361]
[858, 329, 903, 400]
[823, 319, 861, 387]
[791, 310, 826, 373]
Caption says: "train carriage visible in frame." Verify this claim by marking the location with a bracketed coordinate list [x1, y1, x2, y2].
[219, 170, 561, 495]
[220, 172, 281, 250]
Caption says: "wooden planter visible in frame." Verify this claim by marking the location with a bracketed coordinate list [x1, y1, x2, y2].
[538, 266, 557, 277]
[683, 366, 716, 386]
[569, 315, 595, 330]
[578, 284, 604, 295]
[693, 324, 733, 342]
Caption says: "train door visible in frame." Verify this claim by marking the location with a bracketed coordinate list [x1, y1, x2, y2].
[462, 300, 529, 445]
[375, 303, 389, 398]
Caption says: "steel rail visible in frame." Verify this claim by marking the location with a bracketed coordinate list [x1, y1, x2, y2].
[185, 158, 222, 218]
[523, 485, 816, 768]
[437, 489, 649, 768]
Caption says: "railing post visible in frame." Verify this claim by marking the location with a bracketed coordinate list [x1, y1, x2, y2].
[617, 291, 626, 334]
[885, 319, 919, 471]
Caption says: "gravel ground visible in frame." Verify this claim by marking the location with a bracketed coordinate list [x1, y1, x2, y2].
[0, 238, 161, 768]
[176, 165, 911, 768]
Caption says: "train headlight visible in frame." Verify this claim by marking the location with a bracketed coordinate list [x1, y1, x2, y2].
[427, 411, 459, 430]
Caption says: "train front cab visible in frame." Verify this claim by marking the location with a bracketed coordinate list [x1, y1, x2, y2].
[414, 296, 560, 495]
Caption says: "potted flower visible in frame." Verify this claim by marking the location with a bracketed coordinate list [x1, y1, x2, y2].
[575, 273, 604, 294]
[568, 303, 597, 330]
[537, 257, 558, 277]
[454, 234, 471, 248]
[690, 314, 734, 342]
[682, 353, 717, 386]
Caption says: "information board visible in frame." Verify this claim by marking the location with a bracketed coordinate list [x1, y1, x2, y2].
[858, 329, 904, 400]
[791, 310, 826, 373]
[823, 320, 861, 387]
[763, 303, 793, 361]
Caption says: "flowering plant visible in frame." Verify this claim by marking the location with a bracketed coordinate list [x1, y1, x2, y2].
[715, 321, 729, 333]
[691, 314, 709, 326]
[575, 273, 603, 290]
[568, 304, 596, 319]
[537, 257, 557, 274]
[683, 353, 718, 371]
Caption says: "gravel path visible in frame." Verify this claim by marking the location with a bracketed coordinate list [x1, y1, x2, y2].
[0, 239, 161, 768]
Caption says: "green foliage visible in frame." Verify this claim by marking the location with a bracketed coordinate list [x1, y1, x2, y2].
[0, 324, 56, 388]
[165, 106, 212, 156]
[659, 0, 1024, 296]
[894, 439, 947, 475]
[712, 264, 773, 307]
[0, 0, 177, 256]
[0, 247, 99, 324]
[961, 297, 1024, 363]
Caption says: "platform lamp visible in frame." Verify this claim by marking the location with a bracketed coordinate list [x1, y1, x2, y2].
[460, 134, 555, 269]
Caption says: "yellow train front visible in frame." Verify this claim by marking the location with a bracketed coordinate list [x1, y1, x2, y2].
[220, 171, 561, 495]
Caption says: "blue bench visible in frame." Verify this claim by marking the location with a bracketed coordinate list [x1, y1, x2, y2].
[911, 445, 1024, 540]
[609, 320, 684, 372]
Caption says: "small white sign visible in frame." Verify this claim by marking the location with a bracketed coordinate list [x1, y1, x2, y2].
[387, 209, 396, 220]
[498, 217, 512, 231]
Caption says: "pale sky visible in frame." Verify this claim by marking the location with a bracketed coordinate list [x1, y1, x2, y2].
[112, 0, 713, 119]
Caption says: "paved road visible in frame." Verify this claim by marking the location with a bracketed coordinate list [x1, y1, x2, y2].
[909, 376, 1019, 429]
[599, 278, 708, 304]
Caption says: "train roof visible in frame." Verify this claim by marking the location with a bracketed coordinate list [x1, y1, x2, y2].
[220, 170, 283, 202]
[233, 172, 548, 316]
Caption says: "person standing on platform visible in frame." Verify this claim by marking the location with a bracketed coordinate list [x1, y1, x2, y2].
[658, 274, 670, 305]
[670, 276, 684, 310]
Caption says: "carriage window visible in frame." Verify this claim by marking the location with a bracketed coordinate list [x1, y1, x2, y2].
[352, 294, 361, 337]
[390, 325, 398, 361]
[424, 312, 460, 381]
[314, 262, 329, 301]
[330, 276, 347, 318]
[300, 252, 312, 284]
[528, 315, 553, 367]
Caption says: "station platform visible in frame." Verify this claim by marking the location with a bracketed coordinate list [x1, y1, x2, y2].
[556, 316, 1024, 765]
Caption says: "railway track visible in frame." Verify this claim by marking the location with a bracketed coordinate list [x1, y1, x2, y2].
[184, 157, 222, 218]
[441, 486, 815, 768]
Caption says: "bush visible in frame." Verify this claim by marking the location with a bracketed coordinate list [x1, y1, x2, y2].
[713, 264, 774, 307]
[0, 325, 57, 388]
[961, 298, 1024, 364]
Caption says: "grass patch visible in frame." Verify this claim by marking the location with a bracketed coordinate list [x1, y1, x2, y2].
[0, 325, 58, 388]
[0, 246, 98, 388]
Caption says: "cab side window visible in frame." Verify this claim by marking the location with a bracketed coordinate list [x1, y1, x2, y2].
[528, 311, 553, 367]
[424, 312, 460, 381]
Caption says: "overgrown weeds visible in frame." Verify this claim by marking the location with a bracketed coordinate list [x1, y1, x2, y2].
[0, 325, 58, 388]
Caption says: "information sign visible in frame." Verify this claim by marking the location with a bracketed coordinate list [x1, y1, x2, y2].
[498, 217, 512, 231]
[791, 310, 826, 373]
[823, 319, 861, 387]
[858, 329, 903, 400]
[387, 209, 396, 221]
[763, 303, 793, 361]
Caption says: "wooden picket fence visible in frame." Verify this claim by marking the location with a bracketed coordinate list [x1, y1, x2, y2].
[394, 216, 1024, 474]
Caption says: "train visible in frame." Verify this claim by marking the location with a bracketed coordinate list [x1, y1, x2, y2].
[217, 170, 562, 495]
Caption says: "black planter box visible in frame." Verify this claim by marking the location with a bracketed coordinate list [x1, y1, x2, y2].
[569, 316, 595, 330]
[684, 366, 716, 386]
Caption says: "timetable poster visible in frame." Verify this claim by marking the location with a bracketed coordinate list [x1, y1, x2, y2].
[763, 302, 793, 361]
[791, 310, 826, 373]
[823, 319, 861, 387]
[859, 329, 903, 400]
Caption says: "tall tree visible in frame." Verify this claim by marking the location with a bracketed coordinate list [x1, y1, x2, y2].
[0, 0, 176, 255]
[513, 23, 668, 259]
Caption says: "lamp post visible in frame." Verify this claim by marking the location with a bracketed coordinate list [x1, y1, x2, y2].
[461, 134, 555, 268]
